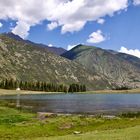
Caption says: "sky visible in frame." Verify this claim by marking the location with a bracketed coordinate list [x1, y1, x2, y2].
[0, 0, 140, 58]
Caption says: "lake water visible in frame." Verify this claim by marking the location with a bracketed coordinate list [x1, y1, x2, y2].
[0, 93, 140, 115]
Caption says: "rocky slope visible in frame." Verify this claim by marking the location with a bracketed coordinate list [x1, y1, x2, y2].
[0, 34, 109, 90]
[3, 32, 66, 55]
[62, 45, 140, 88]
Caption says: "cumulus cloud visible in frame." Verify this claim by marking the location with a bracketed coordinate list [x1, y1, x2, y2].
[119, 46, 140, 58]
[97, 18, 105, 24]
[47, 22, 58, 30]
[0, 0, 128, 38]
[48, 44, 53, 47]
[0, 22, 3, 28]
[133, 0, 140, 5]
[61, 21, 86, 34]
[12, 21, 30, 38]
[87, 30, 106, 44]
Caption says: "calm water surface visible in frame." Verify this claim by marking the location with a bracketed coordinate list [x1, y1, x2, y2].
[0, 93, 140, 115]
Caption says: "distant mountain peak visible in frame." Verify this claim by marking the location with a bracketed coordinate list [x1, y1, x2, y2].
[62, 44, 140, 88]
[1, 32, 66, 55]
[76, 44, 95, 48]
[75, 44, 83, 47]
[70, 44, 95, 52]
[2, 32, 23, 41]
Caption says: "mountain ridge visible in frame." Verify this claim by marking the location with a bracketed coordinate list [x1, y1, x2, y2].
[0, 33, 110, 90]
[0, 32, 140, 90]
[62, 44, 140, 89]
[3, 32, 67, 55]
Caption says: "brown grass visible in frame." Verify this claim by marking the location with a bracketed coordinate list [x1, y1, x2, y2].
[0, 88, 139, 96]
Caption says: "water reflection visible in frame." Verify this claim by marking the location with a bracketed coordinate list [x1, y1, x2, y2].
[16, 92, 20, 108]
[0, 93, 140, 115]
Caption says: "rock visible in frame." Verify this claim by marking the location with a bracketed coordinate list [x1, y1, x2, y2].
[37, 112, 56, 120]
[73, 131, 81, 135]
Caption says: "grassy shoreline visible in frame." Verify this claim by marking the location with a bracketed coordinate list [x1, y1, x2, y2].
[0, 89, 64, 95]
[86, 88, 140, 94]
[0, 105, 140, 140]
[0, 88, 140, 96]
[45, 125, 140, 140]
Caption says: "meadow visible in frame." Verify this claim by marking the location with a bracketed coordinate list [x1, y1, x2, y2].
[0, 101, 140, 140]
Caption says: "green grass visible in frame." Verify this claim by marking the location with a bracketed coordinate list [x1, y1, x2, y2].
[0, 106, 34, 125]
[44, 125, 140, 140]
[0, 105, 140, 140]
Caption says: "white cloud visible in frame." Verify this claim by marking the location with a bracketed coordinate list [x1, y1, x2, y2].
[87, 30, 106, 44]
[97, 18, 105, 24]
[0, 0, 128, 38]
[133, 0, 140, 5]
[67, 44, 77, 50]
[12, 21, 30, 39]
[119, 46, 140, 58]
[61, 21, 86, 34]
[0, 22, 3, 28]
[47, 22, 58, 30]
[48, 44, 53, 47]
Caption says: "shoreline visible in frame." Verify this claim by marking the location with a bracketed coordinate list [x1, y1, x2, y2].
[0, 88, 140, 96]
[86, 88, 140, 94]
[0, 89, 64, 95]
[0, 105, 140, 140]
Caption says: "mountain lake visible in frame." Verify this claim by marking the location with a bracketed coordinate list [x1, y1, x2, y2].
[0, 93, 140, 115]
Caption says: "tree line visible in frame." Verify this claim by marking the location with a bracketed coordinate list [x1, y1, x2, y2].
[68, 84, 86, 92]
[0, 79, 86, 92]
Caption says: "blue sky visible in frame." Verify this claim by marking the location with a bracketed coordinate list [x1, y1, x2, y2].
[0, 0, 140, 57]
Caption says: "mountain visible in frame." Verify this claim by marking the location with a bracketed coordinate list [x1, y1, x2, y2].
[0, 34, 110, 90]
[36, 43, 67, 56]
[62, 44, 140, 88]
[115, 53, 140, 69]
[3, 32, 66, 55]
[3, 32, 24, 42]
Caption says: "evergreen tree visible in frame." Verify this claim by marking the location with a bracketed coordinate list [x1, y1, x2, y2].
[0, 79, 86, 93]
